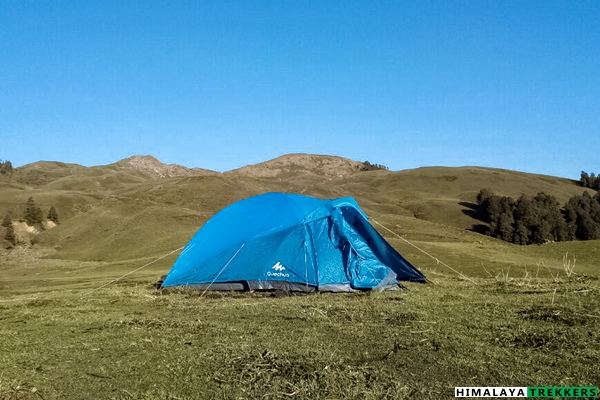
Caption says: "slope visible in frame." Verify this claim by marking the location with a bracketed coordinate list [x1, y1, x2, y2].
[1, 154, 598, 280]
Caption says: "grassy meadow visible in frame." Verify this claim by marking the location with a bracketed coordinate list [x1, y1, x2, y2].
[1, 155, 599, 399]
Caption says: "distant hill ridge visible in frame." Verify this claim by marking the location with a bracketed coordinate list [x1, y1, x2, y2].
[225, 153, 364, 178]
[112, 155, 218, 178]
[8, 153, 368, 186]
[12, 153, 365, 180]
[2, 152, 594, 262]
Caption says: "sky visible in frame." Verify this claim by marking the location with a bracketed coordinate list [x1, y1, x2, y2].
[1, 1, 599, 178]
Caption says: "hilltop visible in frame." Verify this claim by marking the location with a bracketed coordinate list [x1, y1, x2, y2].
[113, 155, 219, 179]
[226, 153, 364, 179]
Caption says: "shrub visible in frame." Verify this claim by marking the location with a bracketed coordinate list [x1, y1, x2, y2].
[2, 214, 12, 228]
[360, 161, 389, 171]
[4, 223, 17, 246]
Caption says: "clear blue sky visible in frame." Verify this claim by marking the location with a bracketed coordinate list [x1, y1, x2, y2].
[1, 1, 598, 178]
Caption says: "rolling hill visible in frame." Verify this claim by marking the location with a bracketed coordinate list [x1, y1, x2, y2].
[2, 154, 598, 399]
[0, 153, 598, 277]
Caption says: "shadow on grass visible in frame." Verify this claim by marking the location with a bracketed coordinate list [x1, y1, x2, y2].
[459, 201, 489, 235]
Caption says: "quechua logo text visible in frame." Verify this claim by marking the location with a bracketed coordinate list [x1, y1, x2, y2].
[267, 262, 290, 278]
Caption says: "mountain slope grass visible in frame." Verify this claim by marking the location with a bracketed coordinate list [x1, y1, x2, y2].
[1, 156, 599, 399]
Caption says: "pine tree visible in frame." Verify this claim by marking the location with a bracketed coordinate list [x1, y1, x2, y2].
[24, 197, 43, 226]
[47, 206, 59, 224]
[531, 193, 567, 243]
[513, 221, 530, 245]
[496, 212, 515, 242]
[564, 192, 600, 240]
[580, 171, 590, 188]
[476, 189, 495, 221]
[487, 196, 515, 240]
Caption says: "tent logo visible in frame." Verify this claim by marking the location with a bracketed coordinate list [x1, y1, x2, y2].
[272, 262, 286, 271]
[267, 262, 290, 278]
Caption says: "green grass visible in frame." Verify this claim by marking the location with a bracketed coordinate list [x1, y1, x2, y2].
[1, 265, 598, 400]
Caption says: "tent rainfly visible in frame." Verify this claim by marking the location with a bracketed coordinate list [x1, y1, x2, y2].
[162, 192, 426, 292]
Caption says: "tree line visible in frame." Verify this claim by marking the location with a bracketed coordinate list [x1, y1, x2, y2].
[476, 189, 600, 244]
[3, 197, 59, 247]
[360, 161, 389, 171]
[579, 171, 600, 190]
[0, 159, 13, 177]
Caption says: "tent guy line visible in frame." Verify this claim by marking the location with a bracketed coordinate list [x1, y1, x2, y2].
[80, 246, 185, 298]
[370, 218, 474, 283]
[76, 219, 469, 296]
[200, 242, 246, 297]
[79, 194, 467, 296]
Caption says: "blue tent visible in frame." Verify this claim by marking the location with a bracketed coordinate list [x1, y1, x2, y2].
[162, 192, 425, 292]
